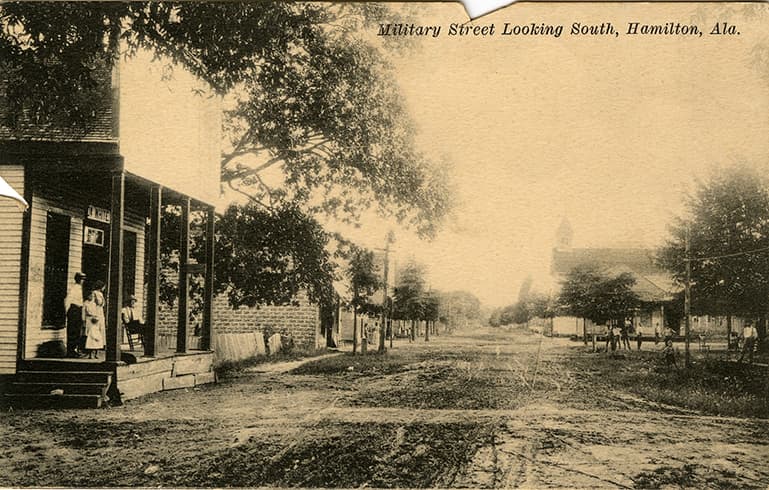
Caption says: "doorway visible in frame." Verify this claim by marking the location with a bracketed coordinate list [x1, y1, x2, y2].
[42, 212, 71, 329]
[81, 222, 109, 298]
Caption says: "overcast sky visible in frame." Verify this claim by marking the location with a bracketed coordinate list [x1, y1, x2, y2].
[341, 2, 769, 307]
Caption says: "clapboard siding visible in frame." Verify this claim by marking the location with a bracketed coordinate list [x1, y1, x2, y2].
[125, 208, 145, 309]
[0, 166, 23, 373]
[23, 176, 147, 358]
[24, 187, 85, 358]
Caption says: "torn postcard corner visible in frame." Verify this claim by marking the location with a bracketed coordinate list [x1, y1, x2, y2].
[0, 175, 28, 211]
[458, 0, 516, 20]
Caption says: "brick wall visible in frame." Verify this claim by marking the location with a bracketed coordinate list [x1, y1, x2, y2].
[212, 291, 320, 348]
[157, 290, 321, 349]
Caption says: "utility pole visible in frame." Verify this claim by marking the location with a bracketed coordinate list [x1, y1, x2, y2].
[685, 225, 692, 368]
[378, 232, 393, 353]
[352, 285, 359, 355]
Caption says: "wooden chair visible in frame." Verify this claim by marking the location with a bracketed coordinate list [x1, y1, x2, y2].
[124, 322, 144, 351]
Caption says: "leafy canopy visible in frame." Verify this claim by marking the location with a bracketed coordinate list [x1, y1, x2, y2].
[345, 245, 381, 316]
[214, 202, 336, 309]
[657, 164, 769, 316]
[0, 2, 453, 237]
[558, 264, 639, 324]
[392, 260, 427, 321]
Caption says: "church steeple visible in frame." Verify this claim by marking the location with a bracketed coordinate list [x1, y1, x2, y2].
[555, 217, 573, 251]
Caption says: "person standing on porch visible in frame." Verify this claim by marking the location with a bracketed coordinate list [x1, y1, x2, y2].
[83, 280, 106, 359]
[64, 272, 86, 357]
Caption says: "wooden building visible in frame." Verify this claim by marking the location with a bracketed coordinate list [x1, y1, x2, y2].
[0, 52, 221, 407]
[544, 217, 680, 337]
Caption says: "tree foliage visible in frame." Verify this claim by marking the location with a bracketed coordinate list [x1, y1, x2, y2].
[214, 202, 336, 309]
[437, 290, 482, 327]
[345, 245, 381, 316]
[658, 165, 769, 317]
[558, 265, 639, 324]
[392, 260, 427, 322]
[0, 2, 453, 236]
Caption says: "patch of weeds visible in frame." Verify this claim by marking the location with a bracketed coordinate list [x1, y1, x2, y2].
[291, 351, 413, 376]
[354, 365, 530, 410]
[165, 421, 497, 488]
[216, 347, 330, 378]
[566, 351, 769, 418]
[634, 464, 698, 488]
[634, 464, 753, 490]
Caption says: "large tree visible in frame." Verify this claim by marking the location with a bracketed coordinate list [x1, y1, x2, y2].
[345, 245, 381, 354]
[658, 165, 769, 337]
[392, 260, 427, 341]
[437, 290, 482, 330]
[1, 2, 454, 309]
[558, 265, 639, 325]
[0, 2, 452, 237]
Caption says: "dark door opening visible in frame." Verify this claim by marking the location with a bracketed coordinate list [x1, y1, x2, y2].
[42, 212, 71, 328]
[81, 222, 109, 299]
[122, 230, 137, 300]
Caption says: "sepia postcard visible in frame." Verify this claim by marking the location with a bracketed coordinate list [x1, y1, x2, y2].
[0, 1, 767, 488]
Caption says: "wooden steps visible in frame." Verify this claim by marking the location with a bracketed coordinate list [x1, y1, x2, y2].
[4, 370, 112, 409]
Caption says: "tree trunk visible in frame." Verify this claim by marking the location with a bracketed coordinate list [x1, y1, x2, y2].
[353, 307, 358, 355]
[410, 320, 415, 342]
[726, 314, 732, 350]
[425, 320, 430, 342]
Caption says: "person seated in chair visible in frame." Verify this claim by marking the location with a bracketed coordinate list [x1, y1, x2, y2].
[121, 295, 145, 348]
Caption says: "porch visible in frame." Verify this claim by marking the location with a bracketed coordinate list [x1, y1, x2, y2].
[4, 147, 218, 406]
[8, 349, 215, 408]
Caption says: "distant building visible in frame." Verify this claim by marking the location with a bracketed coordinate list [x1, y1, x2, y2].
[544, 217, 680, 337]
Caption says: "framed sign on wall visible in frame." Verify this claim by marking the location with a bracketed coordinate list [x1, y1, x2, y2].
[84, 226, 105, 247]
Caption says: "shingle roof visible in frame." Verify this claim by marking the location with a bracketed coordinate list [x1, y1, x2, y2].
[0, 69, 117, 143]
[552, 247, 661, 275]
[552, 247, 681, 303]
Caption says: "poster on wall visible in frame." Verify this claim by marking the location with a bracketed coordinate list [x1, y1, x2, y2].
[83, 226, 105, 247]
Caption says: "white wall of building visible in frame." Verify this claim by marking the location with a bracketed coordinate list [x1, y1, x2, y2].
[119, 51, 221, 206]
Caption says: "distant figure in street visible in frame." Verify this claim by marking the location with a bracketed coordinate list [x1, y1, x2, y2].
[663, 325, 674, 344]
[612, 324, 622, 351]
[636, 324, 643, 351]
[64, 272, 86, 357]
[621, 321, 632, 350]
[662, 339, 677, 367]
[738, 320, 758, 364]
[654, 322, 661, 345]
[604, 324, 613, 352]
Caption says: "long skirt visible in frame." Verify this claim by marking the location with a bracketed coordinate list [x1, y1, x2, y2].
[85, 317, 105, 350]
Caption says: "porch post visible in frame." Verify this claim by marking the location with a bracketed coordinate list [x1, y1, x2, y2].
[15, 166, 33, 368]
[201, 205, 215, 351]
[176, 197, 190, 353]
[144, 185, 162, 357]
[106, 171, 125, 362]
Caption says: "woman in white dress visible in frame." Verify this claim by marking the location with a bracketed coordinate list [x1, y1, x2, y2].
[83, 280, 106, 359]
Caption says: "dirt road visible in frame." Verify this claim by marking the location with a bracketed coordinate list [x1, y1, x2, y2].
[1, 328, 767, 488]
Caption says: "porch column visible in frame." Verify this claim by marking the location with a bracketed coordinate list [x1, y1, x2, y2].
[176, 196, 190, 353]
[106, 171, 125, 362]
[201, 205, 215, 351]
[144, 185, 162, 357]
